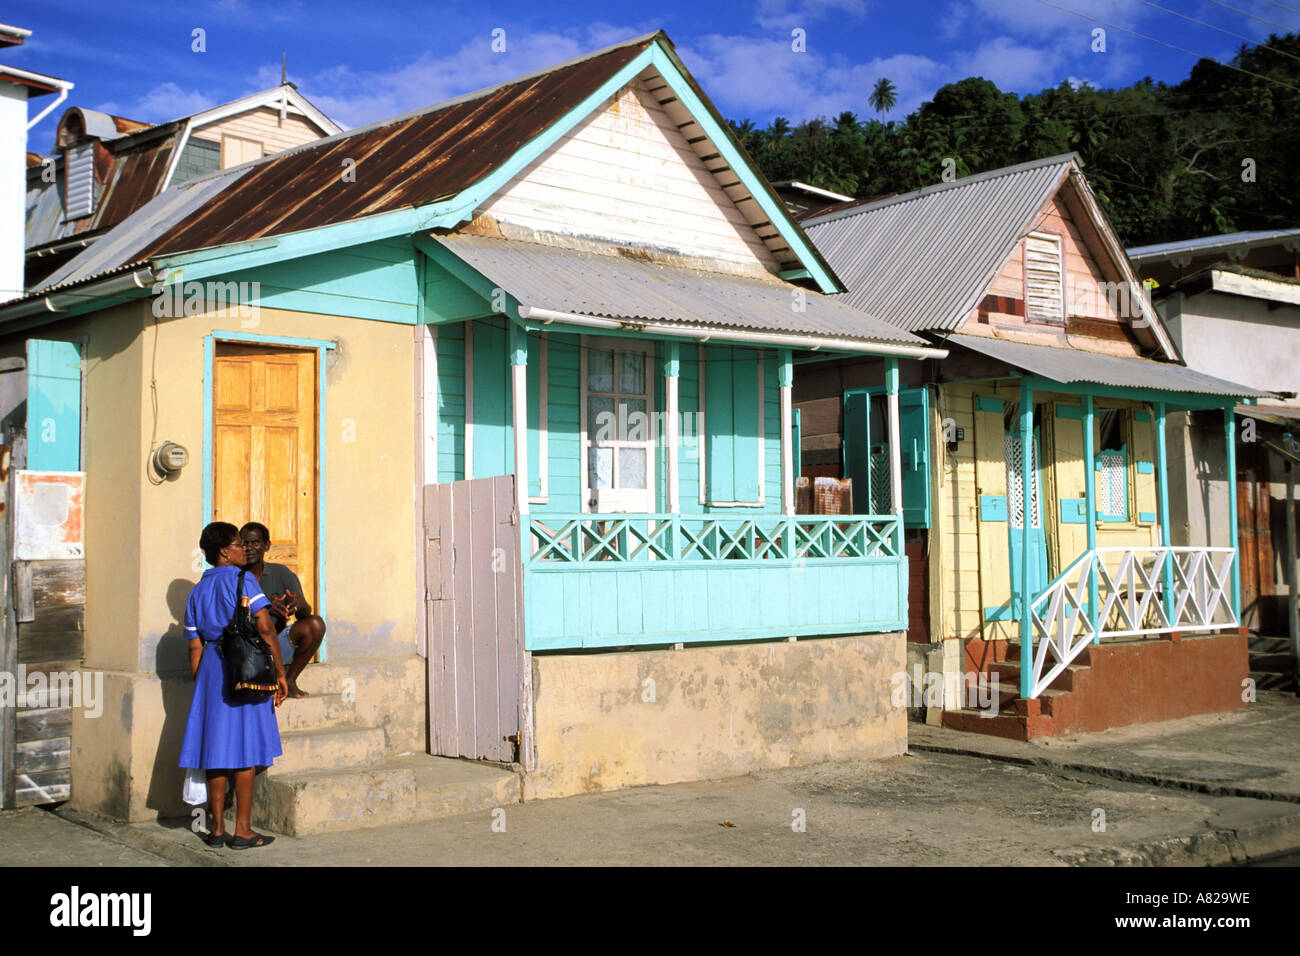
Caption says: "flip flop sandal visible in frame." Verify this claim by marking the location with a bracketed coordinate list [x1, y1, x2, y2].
[203, 831, 227, 848]
[229, 833, 275, 850]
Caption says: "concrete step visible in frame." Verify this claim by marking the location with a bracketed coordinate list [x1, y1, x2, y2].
[276, 693, 353, 733]
[253, 754, 521, 836]
[275, 725, 386, 775]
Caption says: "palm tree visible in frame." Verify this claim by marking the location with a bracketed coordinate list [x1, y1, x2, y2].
[869, 77, 898, 116]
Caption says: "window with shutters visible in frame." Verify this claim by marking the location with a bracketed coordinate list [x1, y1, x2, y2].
[842, 386, 930, 525]
[1094, 407, 1129, 522]
[63, 144, 95, 221]
[701, 345, 763, 505]
[1023, 231, 1064, 323]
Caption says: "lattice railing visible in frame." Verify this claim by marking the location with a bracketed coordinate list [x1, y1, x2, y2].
[1026, 546, 1237, 698]
[526, 514, 902, 565]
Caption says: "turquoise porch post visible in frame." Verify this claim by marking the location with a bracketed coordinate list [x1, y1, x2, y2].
[1084, 394, 1099, 640]
[1226, 407, 1241, 620]
[885, 357, 903, 554]
[1020, 378, 1034, 698]
[1156, 402, 1174, 624]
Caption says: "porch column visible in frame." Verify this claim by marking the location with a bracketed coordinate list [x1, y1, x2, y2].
[779, 348, 794, 516]
[1155, 402, 1174, 624]
[510, 323, 529, 518]
[664, 343, 680, 513]
[1019, 378, 1034, 699]
[886, 358, 902, 516]
[1083, 394, 1099, 640]
[1226, 407, 1240, 620]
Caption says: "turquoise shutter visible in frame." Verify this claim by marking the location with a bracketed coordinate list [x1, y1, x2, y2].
[899, 387, 931, 528]
[26, 339, 83, 471]
[705, 346, 735, 501]
[705, 346, 761, 502]
[842, 389, 870, 514]
[526, 334, 541, 499]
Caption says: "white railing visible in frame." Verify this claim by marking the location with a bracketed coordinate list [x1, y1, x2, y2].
[1026, 546, 1237, 698]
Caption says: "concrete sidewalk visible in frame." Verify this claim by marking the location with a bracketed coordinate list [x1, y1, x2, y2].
[4, 692, 1299, 867]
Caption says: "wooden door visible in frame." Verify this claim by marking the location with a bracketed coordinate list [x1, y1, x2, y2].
[1237, 443, 1274, 632]
[425, 476, 522, 762]
[212, 345, 317, 608]
[582, 338, 655, 513]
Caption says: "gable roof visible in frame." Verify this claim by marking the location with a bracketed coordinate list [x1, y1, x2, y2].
[25, 31, 843, 305]
[802, 155, 1077, 334]
[1128, 228, 1300, 266]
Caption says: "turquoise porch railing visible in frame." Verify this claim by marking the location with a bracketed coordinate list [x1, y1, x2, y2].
[522, 513, 907, 650]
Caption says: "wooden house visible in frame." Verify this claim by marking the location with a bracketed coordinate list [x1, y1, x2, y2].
[796, 155, 1271, 739]
[1129, 230, 1300, 687]
[0, 32, 946, 828]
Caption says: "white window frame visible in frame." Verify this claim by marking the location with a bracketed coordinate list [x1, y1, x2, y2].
[1024, 230, 1065, 324]
[579, 335, 656, 514]
[698, 343, 766, 508]
[529, 334, 549, 505]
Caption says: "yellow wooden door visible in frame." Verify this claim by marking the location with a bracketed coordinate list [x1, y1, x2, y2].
[212, 345, 317, 608]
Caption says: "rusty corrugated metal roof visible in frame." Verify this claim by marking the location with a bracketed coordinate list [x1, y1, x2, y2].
[94, 133, 177, 232]
[132, 35, 657, 261]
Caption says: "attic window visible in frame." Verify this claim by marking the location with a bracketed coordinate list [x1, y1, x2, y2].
[1024, 231, 1064, 323]
[63, 143, 95, 221]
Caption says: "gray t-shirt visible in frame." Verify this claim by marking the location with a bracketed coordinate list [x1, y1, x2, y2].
[253, 562, 305, 633]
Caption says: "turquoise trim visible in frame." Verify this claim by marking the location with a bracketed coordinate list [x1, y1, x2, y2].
[1021, 376, 1239, 412]
[1136, 460, 1154, 474]
[976, 395, 1004, 413]
[202, 330, 333, 659]
[1155, 401, 1174, 622]
[1138, 511, 1157, 523]
[1083, 394, 1099, 639]
[778, 349, 793, 389]
[25, 339, 83, 471]
[647, 44, 841, 295]
[1055, 404, 1084, 420]
[1060, 499, 1087, 524]
[984, 605, 1015, 622]
[1225, 409, 1240, 618]
[979, 494, 1008, 521]
[1018, 378, 1033, 700]
[1135, 411, 1151, 422]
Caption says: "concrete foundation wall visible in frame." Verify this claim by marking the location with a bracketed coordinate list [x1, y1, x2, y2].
[525, 632, 906, 800]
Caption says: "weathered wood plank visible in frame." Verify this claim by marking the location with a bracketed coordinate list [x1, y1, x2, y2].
[493, 477, 520, 763]
[14, 768, 70, 807]
[13, 560, 34, 622]
[15, 735, 70, 774]
[1, 466, 17, 808]
[16, 707, 72, 742]
[27, 560, 86, 607]
[17, 605, 84, 664]
[470, 478, 499, 759]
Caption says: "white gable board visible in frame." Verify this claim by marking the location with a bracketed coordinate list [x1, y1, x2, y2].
[477, 77, 779, 273]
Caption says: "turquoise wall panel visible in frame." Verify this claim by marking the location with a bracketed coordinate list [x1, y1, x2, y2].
[435, 324, 465, 482]
[26, 339, 82, 471]
[523, 557, 907, 650]
[472, 320, 510, 478]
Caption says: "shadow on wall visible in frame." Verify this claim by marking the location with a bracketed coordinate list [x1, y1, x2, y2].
[145, 577, 198, 819]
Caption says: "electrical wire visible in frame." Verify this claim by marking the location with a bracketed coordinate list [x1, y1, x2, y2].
[1135, 0, 1300, 65]
[1204, 0, 1296, 29]
[1035, 0, 1300, 93]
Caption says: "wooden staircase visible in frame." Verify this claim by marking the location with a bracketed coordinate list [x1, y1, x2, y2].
[1248, 634, 1297, 694]
[940, 641, 1094, 740]
[250, 659, 520, 836]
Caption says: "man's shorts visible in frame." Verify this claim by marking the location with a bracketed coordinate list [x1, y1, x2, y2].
[277, 626, 294, 667]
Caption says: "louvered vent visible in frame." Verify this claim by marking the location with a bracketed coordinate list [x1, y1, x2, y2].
[64, 144, 95, 221]
[1024, 231, 1063, 322]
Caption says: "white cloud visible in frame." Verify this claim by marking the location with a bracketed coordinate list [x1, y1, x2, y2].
[755, 0, 869, 31]
[95, 82, 218, 123]
[955, 35, 1064, 91]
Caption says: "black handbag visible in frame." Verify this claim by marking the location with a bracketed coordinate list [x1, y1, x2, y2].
[218, 570, 278, 702]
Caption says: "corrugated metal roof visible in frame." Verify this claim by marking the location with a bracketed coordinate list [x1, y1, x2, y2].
[33, 34, 659, 296]
[947, 333, 1271, 398]
[434, 234, 925, 346]
[802, 154, 1077, 332]
[1128, 228, 1300, 262]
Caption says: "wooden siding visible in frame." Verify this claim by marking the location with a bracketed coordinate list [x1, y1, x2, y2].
[935, 381, 1164, 643]
[478, 79, 780, 273]
[969, 188, 1144, 354]
[10, 560, 84, 807]
[435, 323, 467, 483]
[227, 237, 419, 324]
[192, 106, 330, 161]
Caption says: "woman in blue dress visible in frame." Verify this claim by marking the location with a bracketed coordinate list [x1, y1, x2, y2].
[179, 522, 288, 849]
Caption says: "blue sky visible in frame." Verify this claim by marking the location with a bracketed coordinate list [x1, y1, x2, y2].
[9, 0, 1299, 152]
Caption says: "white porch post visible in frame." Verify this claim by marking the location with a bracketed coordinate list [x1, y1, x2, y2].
[779, 348, 794, 516]
[1019, 377, 1034, 699]
[885, 358, 902, 516]
[664, 343, 680, 513]
[510, 323, 528, 518]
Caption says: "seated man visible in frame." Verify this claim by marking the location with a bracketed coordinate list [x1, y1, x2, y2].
[239, 522, 326, 699]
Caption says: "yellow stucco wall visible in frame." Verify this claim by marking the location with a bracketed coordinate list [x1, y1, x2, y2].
[61, 299, 421, 819]
[524, 632, 907, 800]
